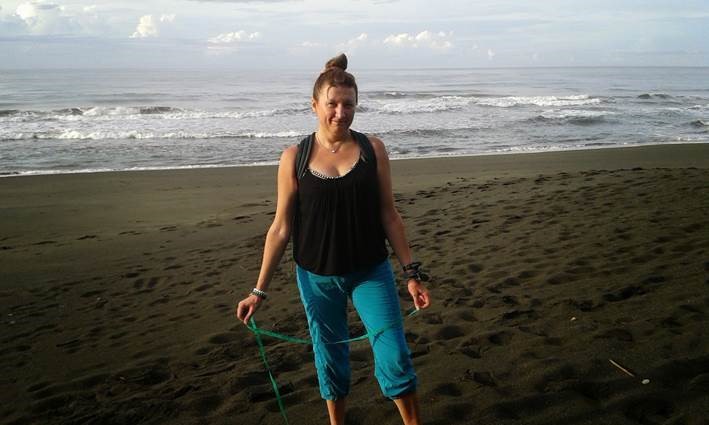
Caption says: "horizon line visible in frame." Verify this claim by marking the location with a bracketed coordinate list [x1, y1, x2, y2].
[2, 65, 709, 72]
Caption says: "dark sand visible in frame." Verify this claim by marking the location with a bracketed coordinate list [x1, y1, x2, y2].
[1, 144, 708, 425]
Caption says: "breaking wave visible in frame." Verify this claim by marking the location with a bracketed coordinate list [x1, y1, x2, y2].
[1, 130, 305, 141]
[529, 109, 614, 125]
[477, 95, 601, 108]
[0, 105, 310, 121]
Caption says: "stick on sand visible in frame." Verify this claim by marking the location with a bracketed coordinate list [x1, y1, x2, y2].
[609, 358, 636, 378]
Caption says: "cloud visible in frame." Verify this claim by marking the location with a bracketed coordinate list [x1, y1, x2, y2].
[187, 0, 293, 2]
[130, 14, 176, 38]
[207, 30, 261, 44]
[351, 33, 368, 43]
[16, 1, 62, 23]
[206, 30, 262, 56]
[16, 2, 38, 22]
[383, 30, 453, 50]
[299, 41, 324, 48]
[1, 2, 124, 37]
[130, 15, 158, 38]
[336, 32, 368, 51]
[13, 1, 77, 34]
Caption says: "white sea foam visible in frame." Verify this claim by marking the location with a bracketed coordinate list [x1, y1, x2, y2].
[538, 109, 613, 119]
[363, 95, 473, 114]
[0, 162, 276, 178]
[2, 130, 305, 140]
[0, 106, 310, 123]
[238, 131, 303, 138]
[55, 130, 197, 139]
[82, 106, 137, 116]
[490, 141, 623, 154]
[162, 108, 308, 120]
[477, 95, 601, 108]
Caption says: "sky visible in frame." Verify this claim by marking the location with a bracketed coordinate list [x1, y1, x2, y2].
[1, 0, 708, 69]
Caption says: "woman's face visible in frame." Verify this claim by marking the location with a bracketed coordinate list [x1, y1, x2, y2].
[312, 85, 357, 135]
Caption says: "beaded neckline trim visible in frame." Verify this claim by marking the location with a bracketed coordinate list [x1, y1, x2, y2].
[308, 159, 360, 180]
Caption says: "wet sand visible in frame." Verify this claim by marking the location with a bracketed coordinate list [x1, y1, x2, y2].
[1, 143, 708, 424]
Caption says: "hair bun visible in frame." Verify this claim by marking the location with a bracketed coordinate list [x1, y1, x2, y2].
[324, 53, 348, 72]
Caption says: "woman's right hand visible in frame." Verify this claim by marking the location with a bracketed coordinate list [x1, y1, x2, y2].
[236, 294, 264, 326]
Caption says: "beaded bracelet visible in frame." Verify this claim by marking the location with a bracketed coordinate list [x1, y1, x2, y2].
[403, 262, 422, 272]
[402, 262, 429, 282]
[251, 288, 268, 300]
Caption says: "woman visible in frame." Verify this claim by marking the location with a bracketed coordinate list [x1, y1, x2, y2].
[236, 53, 431, 425]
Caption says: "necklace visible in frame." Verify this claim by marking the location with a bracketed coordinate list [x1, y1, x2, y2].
[315, 133, 343, 153]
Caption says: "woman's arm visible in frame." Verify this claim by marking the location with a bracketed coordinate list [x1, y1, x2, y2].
[236, 145, 298, 324]
[369, 136, 430, 309]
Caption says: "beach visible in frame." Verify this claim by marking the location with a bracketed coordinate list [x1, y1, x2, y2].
[1, 143, 708, 424]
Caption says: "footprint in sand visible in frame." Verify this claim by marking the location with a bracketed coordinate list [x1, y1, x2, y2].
[594, 328, 634, 342]
[465, 369, 497, 387]
[487, 331, 512, 346]
[432, 382, 462, 397]
[80, 290, 104, 298]
[33, 240, 57, 245]
[623, 396, 675, 424]
[435, 325, 465, 340]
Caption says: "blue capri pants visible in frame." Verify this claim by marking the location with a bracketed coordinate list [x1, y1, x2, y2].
[296, 259, 418, 401]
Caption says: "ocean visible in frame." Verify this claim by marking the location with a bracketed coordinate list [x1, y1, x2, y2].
[1, 67, 707, 176]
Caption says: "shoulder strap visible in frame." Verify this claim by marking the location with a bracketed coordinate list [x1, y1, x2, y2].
[295, 133, 314, 180]
[350, 130, 376, 169]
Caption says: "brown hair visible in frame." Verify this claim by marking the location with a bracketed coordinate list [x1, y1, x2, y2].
[312, 53, 358, 102]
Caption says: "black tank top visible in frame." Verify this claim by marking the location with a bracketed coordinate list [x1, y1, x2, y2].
[292, 132, 389, 275]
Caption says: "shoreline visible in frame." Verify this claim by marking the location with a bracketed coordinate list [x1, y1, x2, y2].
[2, 141, 707, 178]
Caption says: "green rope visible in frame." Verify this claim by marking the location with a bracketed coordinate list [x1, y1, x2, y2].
[250, 318, 291, 424]
[247, 308, 420, 424]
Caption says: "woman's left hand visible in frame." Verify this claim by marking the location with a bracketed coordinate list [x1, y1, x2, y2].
[407, 279, 431, 310]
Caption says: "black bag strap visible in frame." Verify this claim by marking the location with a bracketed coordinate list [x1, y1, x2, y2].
[351, 130, 376, 170]
[295, 133, 314, 180]
[295, 130, 376, 180]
